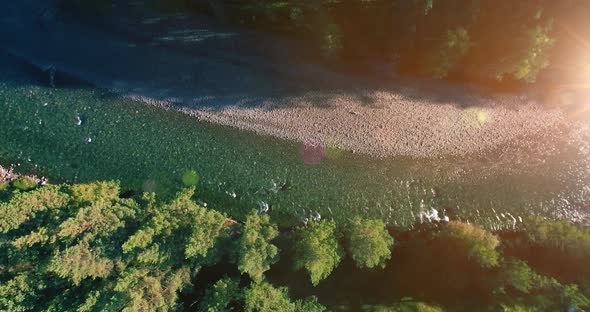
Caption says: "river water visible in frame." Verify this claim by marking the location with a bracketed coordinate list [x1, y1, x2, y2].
[0, 51, 589, 229]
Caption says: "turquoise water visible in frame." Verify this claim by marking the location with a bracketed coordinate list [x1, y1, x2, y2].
[1, 54, 588, 228]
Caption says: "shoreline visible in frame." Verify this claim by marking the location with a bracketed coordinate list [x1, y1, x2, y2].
[0, 0, 573, 159]
[1, 46, 569, 159]
[121, 86, 567, 159]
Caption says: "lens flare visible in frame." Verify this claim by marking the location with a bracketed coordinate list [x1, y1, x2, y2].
[462, 108, 491, 128]
[182, 170, 199, 186]
[300, 139, 326, 165]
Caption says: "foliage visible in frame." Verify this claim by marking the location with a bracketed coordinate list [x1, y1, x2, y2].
[525, 218, 590, 259]
[500, 304, 539, 312]
[362, 301, 444, 312]
[294, 220, 344, 286]
[495, 257, 590, 310]
[509, 22, 555, 83]
[500, 259, 543, 293]
[0, 273, 42, 312]
[70, 181, 120, 203]
[243, 281, 324, 312]
[48, 240, 114, 285]
[1, 177, 589, 311]
[198, 277, 241, 312]
[11, 177, 38, 191]
[321, 23, 343, 58]
[0, 185, 70, 233]
[0, 182, 232, 311]
[425, 28, 471, 78]
[440, 221, 500, 268]
[347, 216, 394, 269]
[560, 284, 590, 309]
[209, 0, 586, 83]
[0, 181, 8, 192]
[394, 302, 443, 312]
[238, 212, 279, 282]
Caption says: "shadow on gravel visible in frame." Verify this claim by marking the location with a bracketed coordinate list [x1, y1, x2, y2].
[2, 0, 533, 113]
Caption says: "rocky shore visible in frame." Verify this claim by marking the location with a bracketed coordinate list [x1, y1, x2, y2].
[0, 0, 575, 159]
[181, 90, 565, 158]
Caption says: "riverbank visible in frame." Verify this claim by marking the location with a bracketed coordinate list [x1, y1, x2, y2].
[184, 91, 566, 158]
[0, 0, 573, 158]
[2, 50, 589, 229]
[1, 1, 589, 230]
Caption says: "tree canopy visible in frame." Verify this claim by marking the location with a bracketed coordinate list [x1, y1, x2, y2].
[198, 277, 241, 312]
[347, 216, 394, 269]
[194, 0, 589, 85]
[244, 281, 325, 312]
[1, 177, 589, 311]
[237, 212, 280, 282]
[294, 220, 344, 286]
[525, 218, 590, 259]
[440, 221, 501, 268]
[0, 181, 323, 311]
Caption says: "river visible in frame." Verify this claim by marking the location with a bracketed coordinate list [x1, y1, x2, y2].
[0, 51, 589, 229]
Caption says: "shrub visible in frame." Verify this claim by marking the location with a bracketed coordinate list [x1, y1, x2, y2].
[11, 177, 37, 191]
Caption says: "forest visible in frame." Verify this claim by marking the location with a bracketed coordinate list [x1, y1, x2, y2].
[1, 176, 589, 311]
[65, 0, 590, 88]
[1, 1, 589, 311]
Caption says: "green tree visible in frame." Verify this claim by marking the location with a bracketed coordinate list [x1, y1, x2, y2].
[362, 301, 444, 312]
[294, 220, 344, 286]
[243, 281, 324, 312]
[495, 257, 590, 311]
[500, 259, 544, 293]
[0, 183, 233, 311]
[198, 277, 242, 312]
[425, 27, 472, 78]
[440, 221, 500, 268]
[525, 218, 590, 259]
[70, 180, 120, 203]
[0, 185, 70, 233]
[238, 212, 279, 282]
[11, 177, 38, 191]
[500, 305, 539, 312]
[0, 181, 8, 192]
[347, 217, 394, 269]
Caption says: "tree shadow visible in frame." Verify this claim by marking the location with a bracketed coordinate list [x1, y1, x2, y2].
[2, 0, 536, 116]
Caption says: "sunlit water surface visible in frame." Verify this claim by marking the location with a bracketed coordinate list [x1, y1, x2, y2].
[0, 53, 589, 229]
